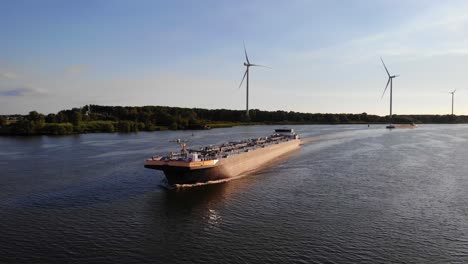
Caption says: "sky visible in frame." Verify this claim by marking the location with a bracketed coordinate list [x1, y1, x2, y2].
[1, 0, 468, 115]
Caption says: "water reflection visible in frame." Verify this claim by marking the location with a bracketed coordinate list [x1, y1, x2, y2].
[144, 183, 232, 261]
[147, 176, 253, 232]
[163, 183, 228, 214]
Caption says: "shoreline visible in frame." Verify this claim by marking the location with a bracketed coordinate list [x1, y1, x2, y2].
[1, 105, 464, 136]
[1, 122, 463, 137]
[3, 119, 468, 137]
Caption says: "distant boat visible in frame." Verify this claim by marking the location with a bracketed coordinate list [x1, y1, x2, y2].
[392, 123, 417, 129]
[169, 138, 187, 143]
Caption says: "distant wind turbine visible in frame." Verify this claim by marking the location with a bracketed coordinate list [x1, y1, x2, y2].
[380, 57, 399, 129]
[85, 105, 91, 116]
[239, 43, 269, 119]
[450, 89, 456, 115]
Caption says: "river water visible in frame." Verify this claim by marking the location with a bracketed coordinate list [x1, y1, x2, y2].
[1, 125, 468, 263]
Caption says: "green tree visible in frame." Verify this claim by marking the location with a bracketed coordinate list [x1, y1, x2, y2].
[116, 121, 131, 132]
[71, 111, 82, 126]
[11, 119, 34, 135]
[28, 111, 44, 123]
[45, 113, 57, 123]
[102, 122, 115, 133]
[56, 112, 67, 123]
[42, 123, 74, 135]
[0, 116, 6, 127]
[27, 111, 45, 132]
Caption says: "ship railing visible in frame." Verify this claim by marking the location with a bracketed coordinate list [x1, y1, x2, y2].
[162, 135, 292, 162]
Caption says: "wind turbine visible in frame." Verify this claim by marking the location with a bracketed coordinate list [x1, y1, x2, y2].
[450, 90, 456, 115]
[239, 43, 268, 120]
[85, 105, 91, 116]
[380, 57, 399, 129]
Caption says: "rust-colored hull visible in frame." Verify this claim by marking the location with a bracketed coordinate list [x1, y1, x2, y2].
[146, 165, 226, 185]
[145, 139, 301, 186]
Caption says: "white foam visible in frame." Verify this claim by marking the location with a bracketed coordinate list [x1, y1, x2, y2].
[171, 174, 249, 189]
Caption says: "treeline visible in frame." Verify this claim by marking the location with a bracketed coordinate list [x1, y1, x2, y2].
[0, 105, 465, 136]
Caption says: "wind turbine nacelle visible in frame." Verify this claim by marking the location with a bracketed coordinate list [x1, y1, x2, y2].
[244, 62, 249, 66]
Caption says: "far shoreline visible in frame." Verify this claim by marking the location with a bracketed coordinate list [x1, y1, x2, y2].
[1, 105, 464, 136]
[3, 121, 468, 137]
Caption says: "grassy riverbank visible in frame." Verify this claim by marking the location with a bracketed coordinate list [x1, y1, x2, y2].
[0, 105, 464, 136]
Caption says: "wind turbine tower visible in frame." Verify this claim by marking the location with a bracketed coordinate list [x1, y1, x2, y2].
[380, 57, 399, 129]
[450, 90, 456, 115]
[85, 105, 91, 116]
[239, 43, 268, 120]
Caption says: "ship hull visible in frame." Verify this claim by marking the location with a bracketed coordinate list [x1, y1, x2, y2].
[146, 139, 301, 186]
[150, 165, 227, 185]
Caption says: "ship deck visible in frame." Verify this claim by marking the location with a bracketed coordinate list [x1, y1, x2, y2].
[145, 158, 219, 170]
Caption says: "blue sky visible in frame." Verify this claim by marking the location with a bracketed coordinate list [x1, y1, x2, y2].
[1, 0, 468, 115]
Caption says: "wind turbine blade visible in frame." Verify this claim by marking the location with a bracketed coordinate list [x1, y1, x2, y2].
[381, 78, 391, 99]
[454, 89, 457, 93]
[243, 42, 250, 64]
[238, 70, 248, 89]
[380, 57, 391, 77]
[249, 64, 271, 68]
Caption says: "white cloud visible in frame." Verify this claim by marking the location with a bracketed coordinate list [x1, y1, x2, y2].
[0, 86, 47, 97]
[0, 70, 18, 80]
[65, 64, 88, 75]
[292, 2, 468, 64]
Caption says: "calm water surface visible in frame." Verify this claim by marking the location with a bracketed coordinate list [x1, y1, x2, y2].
[1, 125, 468, 263]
